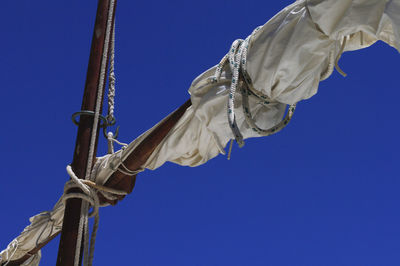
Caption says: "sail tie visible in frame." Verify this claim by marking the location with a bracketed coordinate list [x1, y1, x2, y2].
[214, 26, 296, 149]
[64, 166, 100, 266]
[63, 165, 127, 266]
[214, 31, 349, 152]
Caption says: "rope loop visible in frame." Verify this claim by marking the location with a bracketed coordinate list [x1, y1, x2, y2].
[107, 145, 144, 176]
[215, 26, 296, 150]
[64, 166, 100, 218]
[63, 163, 127, 266]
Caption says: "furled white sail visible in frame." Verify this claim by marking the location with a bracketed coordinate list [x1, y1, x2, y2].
[2, 0, 399, 264]
[118, 0, 400, 171]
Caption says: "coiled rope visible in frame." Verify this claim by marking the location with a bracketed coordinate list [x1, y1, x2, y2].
[215, 29, 348, 149]
[214, 27, 297, 148]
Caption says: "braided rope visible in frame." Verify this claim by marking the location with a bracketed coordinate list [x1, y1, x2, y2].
[70, 1, 116, 265]
[108, 144, 145, 176]
[64, 163, 127, 266]
[107, 21, 116, 124]
[215, 27, 296, 148]
[215, 29, 349, 149]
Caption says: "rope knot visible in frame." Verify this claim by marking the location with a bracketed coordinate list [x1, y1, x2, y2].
[63, 163, 127, 266]
[64, 166, 100, 218]
[214, 26, 296, 153]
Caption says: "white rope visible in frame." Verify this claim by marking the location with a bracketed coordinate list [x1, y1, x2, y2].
[64, 166, 100, 219]
[105, 21, 119, 155]
[107, 21, 116, 124]
[82, 179, 127, 196]
[66, 1, 116, 265]
[64, 164, 127, 266]
[215, 26, 296, 149]
[214, 31, 350, 151]
[108, 146, 144, 176]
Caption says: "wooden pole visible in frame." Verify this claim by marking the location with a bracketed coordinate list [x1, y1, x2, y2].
[4, 99, 190, 266]
[3, 0, 190, 262]
[56, 0, 116, 265]
[101, 99, 192, 205]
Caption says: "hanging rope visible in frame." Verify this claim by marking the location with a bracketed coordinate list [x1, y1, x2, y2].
[68, 0, 117, 265]
[68, 17, 126, 260]
[63, 164, 127, 266]
[102, 138, 145, 176]
[215, 30, 350, 151]
[106, 20, 120, 155]
[64, 16, 132, 264]
[107, 21, 116, 125]
[214, 26, 296, 149]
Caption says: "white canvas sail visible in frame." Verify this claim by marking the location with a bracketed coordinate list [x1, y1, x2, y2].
[2, 0, 400, 264]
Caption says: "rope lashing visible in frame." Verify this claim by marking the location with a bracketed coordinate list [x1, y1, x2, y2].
[64, 166, 99, 266]
[214, 30, 350, 150]
[104, 139, 145, 176]
[70, 0, 117, 265]
[64, 166, 100, 219]
[64, 165, 127, 266]
[214, 26, 296, 148]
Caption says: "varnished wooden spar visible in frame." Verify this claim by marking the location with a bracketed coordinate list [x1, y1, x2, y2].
[3, 0, 192, 263]
[102, 98, 192, 205]
[56, 0, 117, 265]
[4, 99, 191, 266]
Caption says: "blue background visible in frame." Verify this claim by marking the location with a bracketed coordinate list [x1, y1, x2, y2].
[1, 1, 400, 265]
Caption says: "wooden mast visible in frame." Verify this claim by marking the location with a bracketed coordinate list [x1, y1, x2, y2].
[2, 0, 192, 263]
[101, 99, 192, 204]
[3, 101, 191, 266]
[56, 0, 116, 265]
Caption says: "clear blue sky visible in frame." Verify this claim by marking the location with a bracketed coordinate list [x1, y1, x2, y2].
[1, 1, 400, 265]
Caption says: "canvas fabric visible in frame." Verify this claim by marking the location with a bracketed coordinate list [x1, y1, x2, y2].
[2, 0, 400, 264]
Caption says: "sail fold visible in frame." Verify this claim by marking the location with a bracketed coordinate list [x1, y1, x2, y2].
[2, 0, 400, 264]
